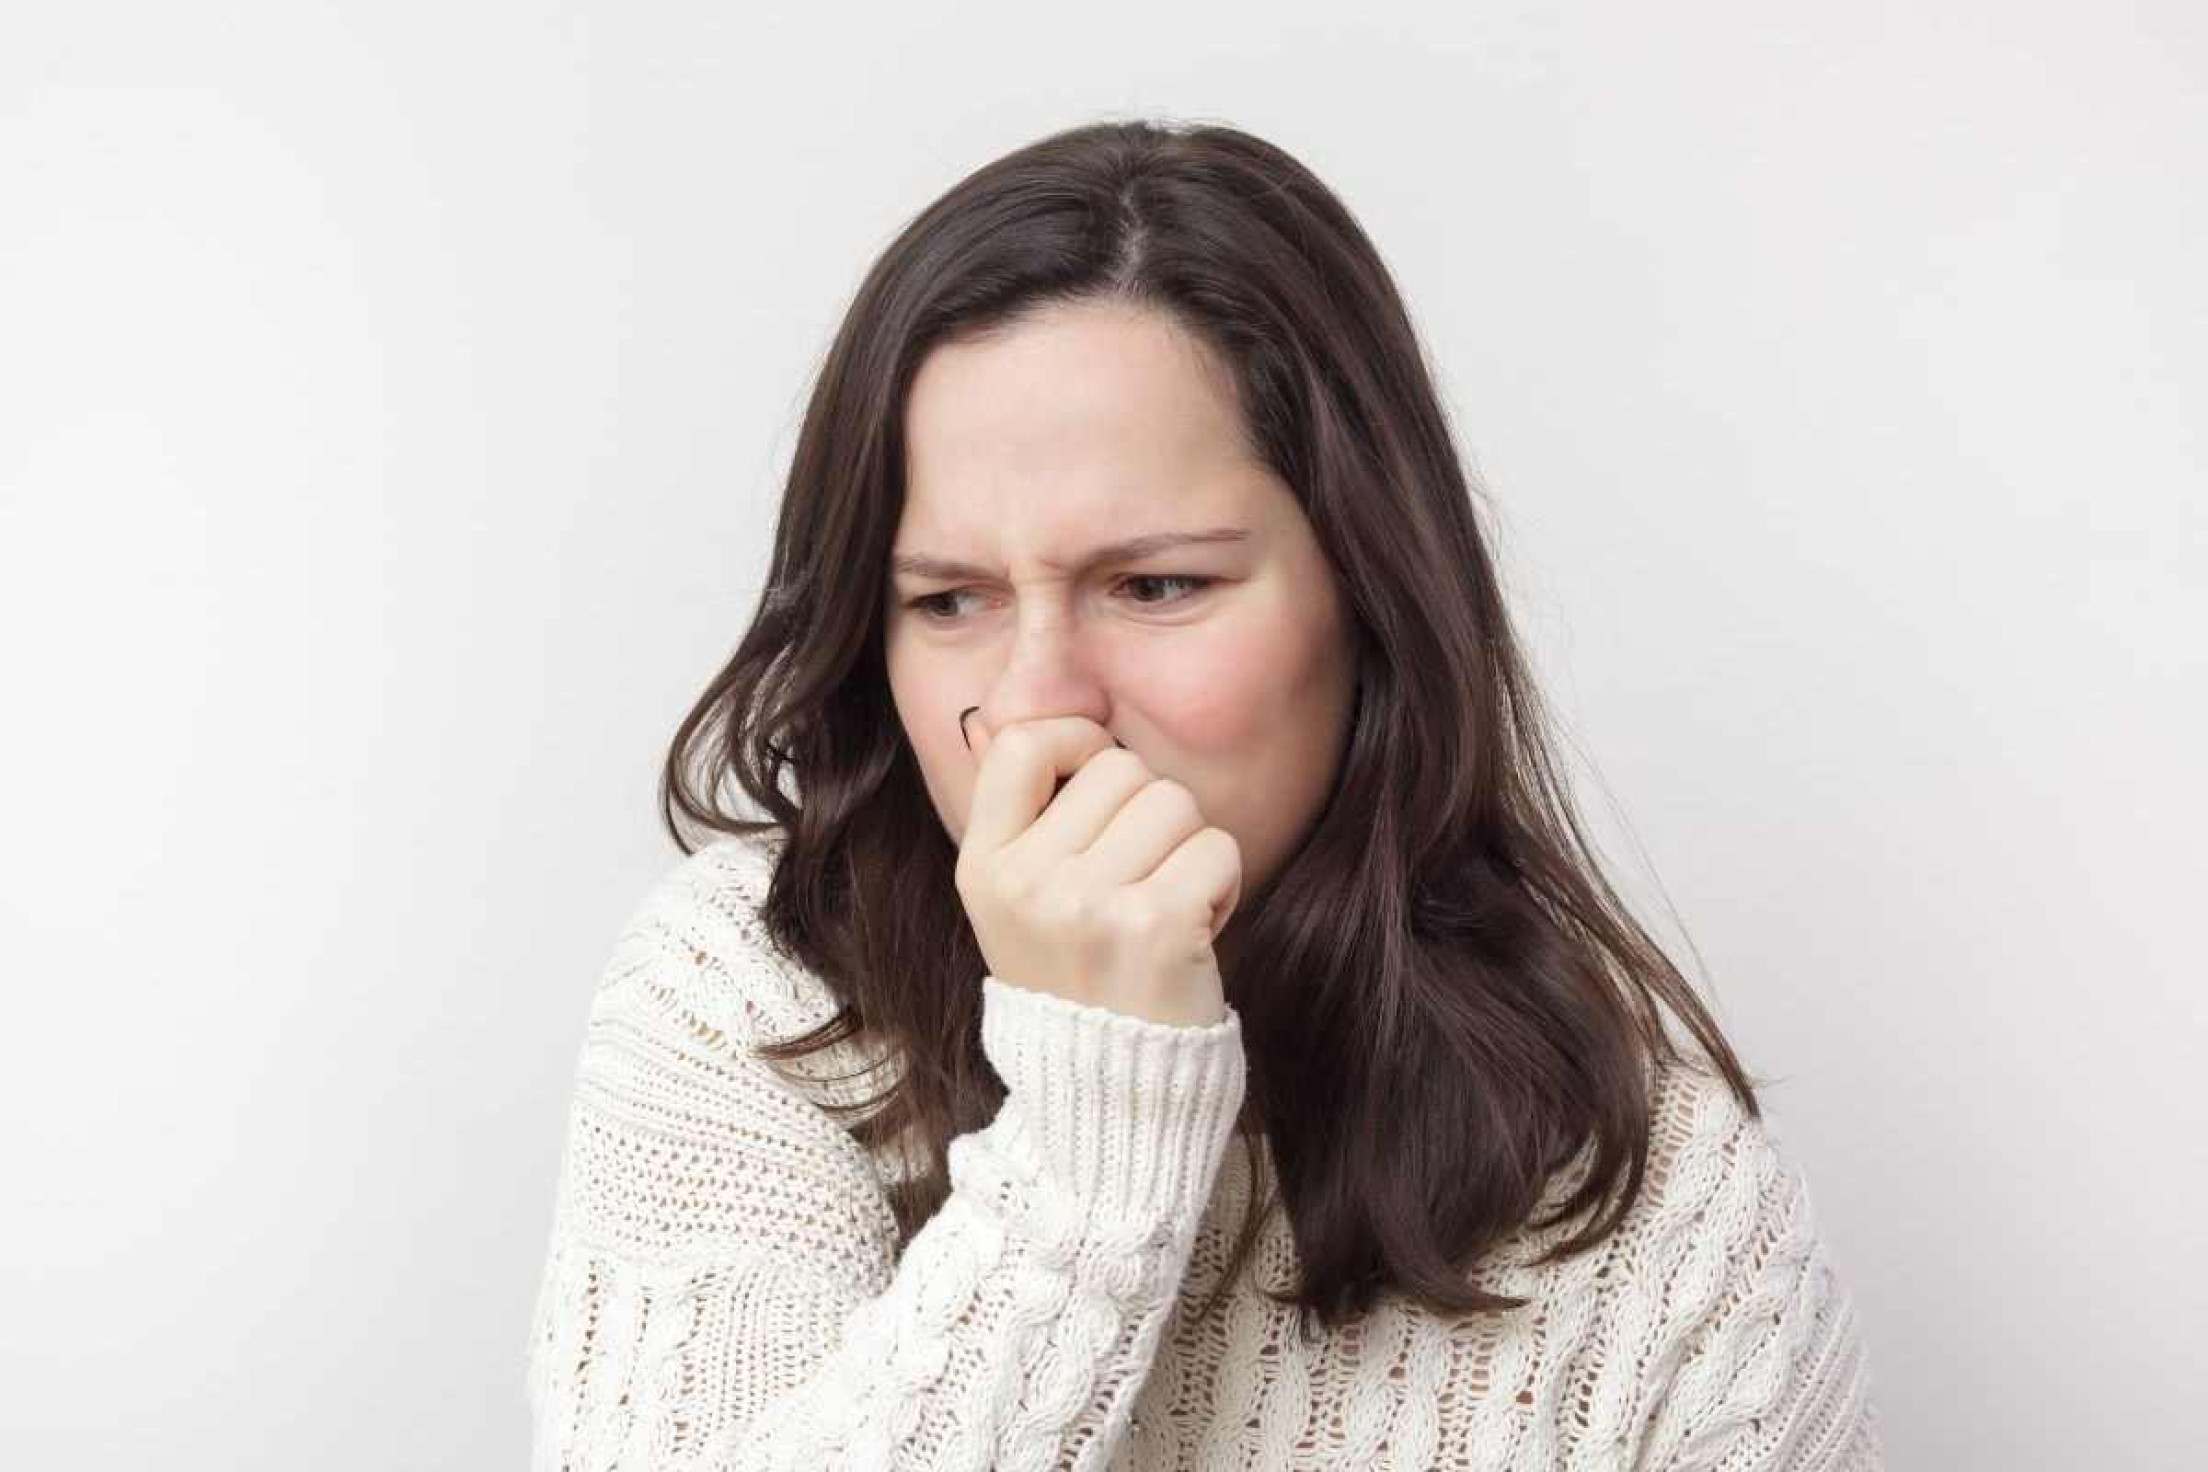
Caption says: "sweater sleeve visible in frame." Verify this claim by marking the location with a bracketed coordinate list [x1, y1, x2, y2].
[1625, 1067, 1887, 1472]
[524, 836, 1247, 1472]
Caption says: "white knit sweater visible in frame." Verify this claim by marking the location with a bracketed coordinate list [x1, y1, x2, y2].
[525, 827, 1885, 1470]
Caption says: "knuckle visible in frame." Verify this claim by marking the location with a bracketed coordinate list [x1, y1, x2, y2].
[1147, 778, 1200, 823]
[974, 856, 1028, 907]
[1098, 746, 1147, 781]
[1034, 881, 1093, 931]
[1110, 888, 1163, 937]
[997, 866, 1038, 907]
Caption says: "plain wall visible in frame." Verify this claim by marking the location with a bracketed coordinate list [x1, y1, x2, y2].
[3, 2, 2201, 1466]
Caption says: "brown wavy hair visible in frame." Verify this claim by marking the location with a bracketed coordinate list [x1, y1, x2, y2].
[659, 115, 1764, 1336]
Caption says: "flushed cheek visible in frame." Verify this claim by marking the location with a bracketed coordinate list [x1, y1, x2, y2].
[1130, 621, 1316, 756]
[1116, 663, 1308, 851]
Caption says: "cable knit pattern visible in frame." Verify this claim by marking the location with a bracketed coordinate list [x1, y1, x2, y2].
[525, 828, 1884, 1470]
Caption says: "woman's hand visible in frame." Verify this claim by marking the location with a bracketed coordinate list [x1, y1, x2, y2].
[956, 715, 1241, 1027]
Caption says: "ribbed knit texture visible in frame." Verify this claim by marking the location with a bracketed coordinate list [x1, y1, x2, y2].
[525, 828, 1885, 1470]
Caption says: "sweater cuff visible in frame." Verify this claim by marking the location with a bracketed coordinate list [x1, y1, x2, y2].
[978, 975, 1247, 1228]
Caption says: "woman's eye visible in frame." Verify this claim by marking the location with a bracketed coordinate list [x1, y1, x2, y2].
[905, 590, 974, 620]
[1120, 573, 1215, 606]
[904, 575, 1215, 623]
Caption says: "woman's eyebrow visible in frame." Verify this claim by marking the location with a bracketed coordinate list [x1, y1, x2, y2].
[889, 527, 1252, 581]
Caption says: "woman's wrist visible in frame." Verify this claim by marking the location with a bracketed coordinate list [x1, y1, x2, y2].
[977, 974, 1248, 1226]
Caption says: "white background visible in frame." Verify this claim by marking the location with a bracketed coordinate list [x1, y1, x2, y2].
[3, 3, 2201, 1466]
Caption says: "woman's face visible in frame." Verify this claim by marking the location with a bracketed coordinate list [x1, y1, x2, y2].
[882, 297, 1360, 923]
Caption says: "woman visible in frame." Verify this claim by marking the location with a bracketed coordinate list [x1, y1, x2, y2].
[525, 118, 1885, 1470]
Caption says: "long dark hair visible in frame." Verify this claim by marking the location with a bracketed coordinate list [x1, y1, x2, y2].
[660, 115, 1764, 1336]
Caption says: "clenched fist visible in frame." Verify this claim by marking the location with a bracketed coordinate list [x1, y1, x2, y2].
[955, 716, 1242, 1027]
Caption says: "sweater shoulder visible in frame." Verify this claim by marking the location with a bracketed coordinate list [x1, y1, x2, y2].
[1640, 1049, 1802, 1223]
[1599, 1049, 1808, 1246]
[595, 824, 906, 1124]
[1603, 1058, 1878, 1455]
[545, 824, 909, 1288]
[599, 825, 837, 1043]
[1487, 1049, 1813, 1281]
[1595, 1050, 1852, 1335]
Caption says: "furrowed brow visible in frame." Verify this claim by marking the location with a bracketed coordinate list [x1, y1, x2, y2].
[889, 527, 1251, 582]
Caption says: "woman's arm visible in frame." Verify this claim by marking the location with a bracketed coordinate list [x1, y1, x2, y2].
[525, 838, 1246, 1472]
